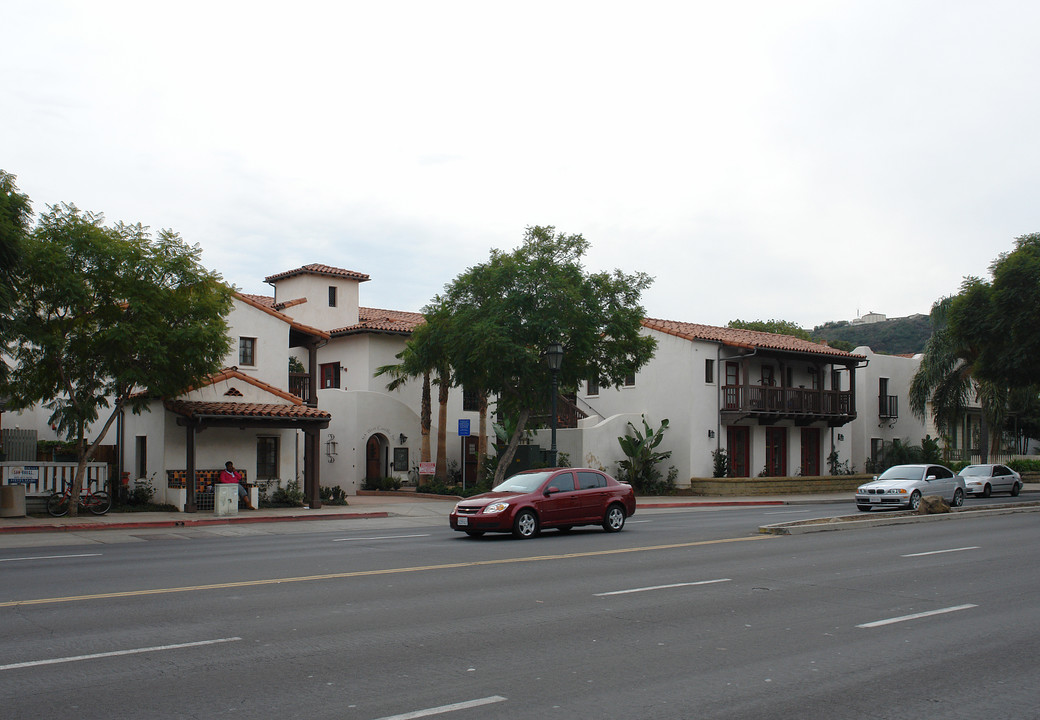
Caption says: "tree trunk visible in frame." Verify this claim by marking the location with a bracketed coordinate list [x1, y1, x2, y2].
[493, 407, 531, 486]
[419, 373, 432, 486]
[435, 377, 449, 482]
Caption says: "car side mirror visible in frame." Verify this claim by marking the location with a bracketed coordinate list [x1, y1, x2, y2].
[545, 486, 560, 496]
[926, 475, 937, 481]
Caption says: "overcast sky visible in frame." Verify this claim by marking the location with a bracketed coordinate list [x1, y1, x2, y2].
[4, 1, 1038, 329]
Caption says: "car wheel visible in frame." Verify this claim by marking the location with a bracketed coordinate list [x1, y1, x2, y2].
[952, 488, 964, 507]
[1011, 482, 1021, 497]
[857, 504, 871, 512]
[981, 483, 992, 498]
[464, 530, 485, 538]
[602, 504, 626, 533]
[908, 491, 922, 511]
[512, 509, 539, 539]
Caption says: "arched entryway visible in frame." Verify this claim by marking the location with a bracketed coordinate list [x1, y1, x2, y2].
[365, 434, 387, 484]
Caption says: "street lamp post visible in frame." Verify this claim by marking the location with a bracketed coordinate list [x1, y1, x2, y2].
[545, 342, 564, 467]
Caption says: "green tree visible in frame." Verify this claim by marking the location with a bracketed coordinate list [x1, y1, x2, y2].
[616, 416, 675, 494]
[3, 203, 234, 514]
[953, 233, 1040, 388]
[0, 170, 32, 382]
[909, 297, 1005, 462]
[728, 319, 812, 341]
[430, 225, 657, 485]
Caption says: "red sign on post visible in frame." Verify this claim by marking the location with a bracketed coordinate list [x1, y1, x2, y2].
[419, 462, 436, 475]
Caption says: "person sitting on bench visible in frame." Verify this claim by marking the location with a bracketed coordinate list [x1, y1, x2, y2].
[219, 460, 254, 510]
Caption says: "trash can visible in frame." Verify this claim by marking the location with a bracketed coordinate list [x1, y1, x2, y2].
[0, 484, 27, 518]
[213, 483, 238, 516]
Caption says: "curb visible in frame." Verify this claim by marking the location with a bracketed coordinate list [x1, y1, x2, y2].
[0, 511, 390, 535]
[759, 502, 1040, 535]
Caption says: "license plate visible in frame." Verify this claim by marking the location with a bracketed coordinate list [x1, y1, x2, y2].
[458, 517, 469, 526]
[870, 497, 880, 503]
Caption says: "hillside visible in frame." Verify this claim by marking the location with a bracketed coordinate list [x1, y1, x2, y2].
[811, 314, 932, 355]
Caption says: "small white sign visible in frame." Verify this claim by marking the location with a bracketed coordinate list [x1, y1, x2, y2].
[8, 466, 40, 484]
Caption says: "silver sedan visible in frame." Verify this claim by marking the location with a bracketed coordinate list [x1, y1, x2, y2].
[958, 464, 1023, 497]
[855, 464, 966, 511]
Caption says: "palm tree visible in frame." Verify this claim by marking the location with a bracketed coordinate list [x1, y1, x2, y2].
[375, 311, 455, 484]
[909, 297, 1005, 462]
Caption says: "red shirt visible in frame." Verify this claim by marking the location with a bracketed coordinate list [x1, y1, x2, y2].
[219, 469, 241, 484]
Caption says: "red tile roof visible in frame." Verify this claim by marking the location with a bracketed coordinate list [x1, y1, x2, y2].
[180, 367, 305, 403]
[642, 318, 865, 359]
[234, 293, 330, 340]
[332, 307, 425, 336]
[264, 264, 370, 284]
[164, 400, 331, 421]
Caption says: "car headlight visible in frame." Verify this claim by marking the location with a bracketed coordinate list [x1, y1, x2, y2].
[483, 502, 510, 514]
[892, 488, 907, 494]
[967, 481, 981, 486]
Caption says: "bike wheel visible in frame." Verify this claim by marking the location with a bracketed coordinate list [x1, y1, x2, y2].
[47, 493, 70, 517]
[87, 491, 112, 515]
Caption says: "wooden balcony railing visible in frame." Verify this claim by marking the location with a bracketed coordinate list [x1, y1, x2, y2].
[531, 394, 588, 430]
[722, 385, 855, 421]
[289, 372, 310, 403]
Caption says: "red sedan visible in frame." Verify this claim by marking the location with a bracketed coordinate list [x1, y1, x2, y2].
[449, 468, 636, 538]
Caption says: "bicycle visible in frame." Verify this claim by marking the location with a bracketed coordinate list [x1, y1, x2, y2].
[46, 482, 112, 517]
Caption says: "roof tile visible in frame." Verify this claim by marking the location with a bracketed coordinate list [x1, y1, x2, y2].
[642, 318, 865, 359]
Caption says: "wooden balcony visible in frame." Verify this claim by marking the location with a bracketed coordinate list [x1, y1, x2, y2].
[722, 385, 855, 426]
[289, 372, 310, 404]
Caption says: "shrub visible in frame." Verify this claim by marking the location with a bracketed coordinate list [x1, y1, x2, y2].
[320, 485, 349, 505]
[711, 448, 730, 478]
[364, 477, 402, 491]
[269, 479, 305, 507]
[617, 416, 675, 494]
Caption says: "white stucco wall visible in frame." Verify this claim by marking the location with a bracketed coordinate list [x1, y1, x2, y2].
[849, 347, 927, 472]
[226, 299, 292, 390]
[271, 274, 362, 329]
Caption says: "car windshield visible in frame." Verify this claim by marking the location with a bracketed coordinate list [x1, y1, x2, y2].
[493, 471, 553, 494]
[959, 467, 988, 477]
[878, 467, 924, 481]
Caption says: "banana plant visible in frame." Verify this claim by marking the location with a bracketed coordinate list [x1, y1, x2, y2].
[616, 416, 671, 491]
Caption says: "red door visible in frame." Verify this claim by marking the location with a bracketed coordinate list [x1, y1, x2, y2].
[463, 436, 479, 487]
[765, 427, 787, 476]
[727, 426, 750, 477]
[365, 436, 382, 482]
[801, 428, 820, 476]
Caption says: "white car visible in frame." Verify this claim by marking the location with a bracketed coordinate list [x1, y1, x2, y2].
[958, 464, 1023, 497]
[855, 464, 965, 512]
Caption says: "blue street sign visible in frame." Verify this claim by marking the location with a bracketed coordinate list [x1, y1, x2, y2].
[458, 419, 471, 436]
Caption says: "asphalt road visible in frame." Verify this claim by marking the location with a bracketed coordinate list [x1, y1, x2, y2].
[1, 503, 1037, 719]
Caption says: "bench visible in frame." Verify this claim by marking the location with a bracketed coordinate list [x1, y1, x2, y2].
[166, 469, 256, 511]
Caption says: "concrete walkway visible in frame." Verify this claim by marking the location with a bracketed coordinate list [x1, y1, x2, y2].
[1, 487, 1036, 535]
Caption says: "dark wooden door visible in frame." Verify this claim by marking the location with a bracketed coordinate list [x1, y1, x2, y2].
[727, 426, 750, 477]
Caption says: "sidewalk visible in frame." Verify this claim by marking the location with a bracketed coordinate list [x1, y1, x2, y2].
[1, 487, 1036, 535]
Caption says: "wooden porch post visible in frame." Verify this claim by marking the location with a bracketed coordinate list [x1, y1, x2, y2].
[304, 427, 322, 509]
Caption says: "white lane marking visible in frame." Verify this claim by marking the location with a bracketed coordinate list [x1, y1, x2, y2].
[762, 510, 811, 515]
[901, 546, 979, 557]
[0, 553, 102, 563]
[372, 695, 507, 720]
[332, 534, 431, 542]
[0, 637, 241, 671]
[857, 605, 977, 629]
[595, 579, 731, 596]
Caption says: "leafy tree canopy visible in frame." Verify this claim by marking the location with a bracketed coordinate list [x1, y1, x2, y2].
[3, 202, 234, 510]
[728, 318, 811, 341]
[427, 225, 657, 483]
[0, 170, 32, 380]
[951, 232, 1040, 388]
